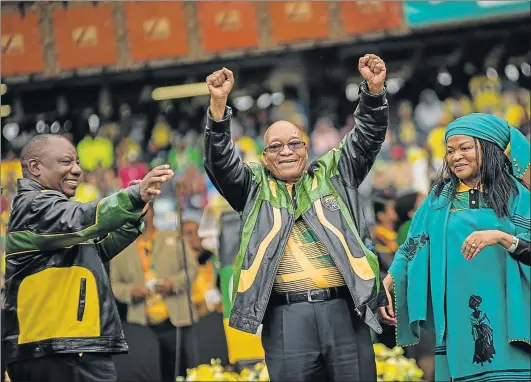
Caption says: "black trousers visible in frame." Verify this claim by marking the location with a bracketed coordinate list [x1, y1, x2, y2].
[149, 320, 192, 381]
[7, 353, 116, 382]
[261, 297, 376, 382]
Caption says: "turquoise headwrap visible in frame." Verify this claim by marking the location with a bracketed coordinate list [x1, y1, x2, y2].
[445, 113, 530, 180]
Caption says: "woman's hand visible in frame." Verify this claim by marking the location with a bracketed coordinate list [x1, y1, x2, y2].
[462, 230, 513, 260]
[378, 274, 397, 326]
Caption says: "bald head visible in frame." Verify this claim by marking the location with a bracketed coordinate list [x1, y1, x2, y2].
[264, 120, 301, 147]
[262, 120, 308, 184]
[21, 135, 65, 178]
[20, 134, 81, 197]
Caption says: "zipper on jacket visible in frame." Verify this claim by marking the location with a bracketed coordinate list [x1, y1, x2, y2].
[301, 214, 364, 318]
[77, 278, 87, 321]
[257, 183, 296, 326]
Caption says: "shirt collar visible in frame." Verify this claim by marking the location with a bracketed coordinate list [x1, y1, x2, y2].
[457, 182, 483, 193]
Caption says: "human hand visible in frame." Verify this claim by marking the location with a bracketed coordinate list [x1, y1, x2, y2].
[154, 278, 173, 296]
[131, 284, 149, 300]
[462, 230, 503, 260]
[139, 165, 174, 203]
[379, 274, 396, 326]
[207, 68, 234, 120]
[358, 54, 386, 95]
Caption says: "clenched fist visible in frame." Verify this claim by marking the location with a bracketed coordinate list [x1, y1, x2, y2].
[358, 54, 386, 95]
[207, 67, 234, 120]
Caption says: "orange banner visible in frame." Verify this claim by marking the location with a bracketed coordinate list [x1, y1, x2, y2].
[1, 12, 45, 75]
[339, 1, 404, 36]
[125, 2, 188, 62]
[53, 4, 117, 70]
[269, 1, 330, 44]
[197, 1, 259, 52]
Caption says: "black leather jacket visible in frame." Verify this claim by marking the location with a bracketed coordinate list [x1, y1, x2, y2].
[204, 82, 389, 335]
[2, 179, 145, 363]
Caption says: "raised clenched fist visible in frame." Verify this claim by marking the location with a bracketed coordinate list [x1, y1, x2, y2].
[207, 68, 234, 120]
[358, 54, 387, 95]
[206, 68, 234, 101]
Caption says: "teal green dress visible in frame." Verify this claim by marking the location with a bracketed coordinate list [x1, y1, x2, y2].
[438, 189, 530, 380]
[389, 180, 531, 382]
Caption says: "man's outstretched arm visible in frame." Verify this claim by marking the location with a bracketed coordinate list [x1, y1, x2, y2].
[203, 68, 254, 213]
[337, 54, 389, 188]
[6, 166, 173, 254]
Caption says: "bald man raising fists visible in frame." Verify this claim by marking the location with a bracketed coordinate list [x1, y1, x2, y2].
[204, 55, 392, 381]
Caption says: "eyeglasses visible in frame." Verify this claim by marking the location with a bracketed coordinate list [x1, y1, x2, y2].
[264, 141, 306, 154]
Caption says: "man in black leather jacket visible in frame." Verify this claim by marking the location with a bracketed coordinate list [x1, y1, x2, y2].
[204, 54, 395, 381]
[3, 134, 173, 382]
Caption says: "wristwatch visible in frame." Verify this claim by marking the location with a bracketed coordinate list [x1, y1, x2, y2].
[507, 235, 519, 254]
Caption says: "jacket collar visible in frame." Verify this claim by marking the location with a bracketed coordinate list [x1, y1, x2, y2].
[17, 178, 48, 193]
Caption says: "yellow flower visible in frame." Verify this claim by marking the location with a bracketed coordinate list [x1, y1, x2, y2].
[220, 371, 241, 381]
[391, 346, 405, 357]
[374, 343, 424, 381]
[258, 366, 270, 382]
[373, 343, 388, 356]
[187, 364, 215, 381]
[376, 360, 386, 375]
[239, 368, 251, 379]
[182, 345, 423, 381]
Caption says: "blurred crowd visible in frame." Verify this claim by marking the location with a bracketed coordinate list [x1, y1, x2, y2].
[3, 73, 529, 238]
[1, 70, 530, 381]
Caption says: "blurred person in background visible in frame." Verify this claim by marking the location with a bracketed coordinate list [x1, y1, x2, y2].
[372, 194, 399, 279]
[394, 190, 426, 246]
[182, 213, 222, 317]
[204, 55, 392, 381]
[117, 141, 149, 189]
[110, 203, 198, 381]
[384, 114, 530, 381]
[397, 101, 417, 148]
[167, 134, 202, 176]
[427, 110, 455, 180]
[310, 117, 341, 157]
[407, 146, 432, 195]
[3, 134, 173, 382]
[182, 212, 230, 368]
[414, 89, 444, 142]
[72, 172, 101, 203]
[76, 133, 114, 173]
[0, 154, 21, 198]
[100, 168, 120, 197]
[177, 166, 208, 210]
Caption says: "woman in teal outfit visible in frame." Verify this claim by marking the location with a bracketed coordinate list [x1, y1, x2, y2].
[380, 113, 530, 381]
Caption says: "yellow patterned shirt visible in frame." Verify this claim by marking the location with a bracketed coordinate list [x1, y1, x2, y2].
[273, 218, 345, 293]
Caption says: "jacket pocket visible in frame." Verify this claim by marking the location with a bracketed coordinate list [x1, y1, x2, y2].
[77, 278, 87, 321]
[17, 266, 100, 344]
